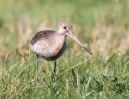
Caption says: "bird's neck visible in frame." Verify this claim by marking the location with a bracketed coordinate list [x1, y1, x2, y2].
[55, 33, 66, 42]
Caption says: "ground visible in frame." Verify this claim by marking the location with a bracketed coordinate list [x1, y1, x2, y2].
[0, 0, 129, 98]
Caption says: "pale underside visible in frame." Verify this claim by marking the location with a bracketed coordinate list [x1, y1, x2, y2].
[31, 31, 66, 61]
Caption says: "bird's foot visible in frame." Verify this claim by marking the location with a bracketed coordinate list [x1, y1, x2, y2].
[35, 78, 39, 84]
[51, 72, 56, 82]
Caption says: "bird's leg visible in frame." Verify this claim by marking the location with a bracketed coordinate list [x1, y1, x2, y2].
[53, 60, 56, 75]
[51, 60, 56, 82]
[36, 55, 39, 83]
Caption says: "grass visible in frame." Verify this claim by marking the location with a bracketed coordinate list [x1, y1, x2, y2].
[0, 0, 129, 98]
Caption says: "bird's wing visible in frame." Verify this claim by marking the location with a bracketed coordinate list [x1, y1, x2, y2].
[31, 30, 55, 45]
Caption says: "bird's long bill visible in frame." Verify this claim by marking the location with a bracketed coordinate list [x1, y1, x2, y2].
[67, 30, 92, 55]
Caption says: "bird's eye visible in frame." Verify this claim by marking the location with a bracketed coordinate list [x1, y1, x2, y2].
[63, 27, 66, 29]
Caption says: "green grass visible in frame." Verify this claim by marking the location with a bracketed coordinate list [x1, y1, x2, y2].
[0, 0, 129, 98]
[1, 52, 129, 98]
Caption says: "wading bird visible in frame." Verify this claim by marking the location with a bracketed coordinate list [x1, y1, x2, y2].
[31, 21, 92, 83]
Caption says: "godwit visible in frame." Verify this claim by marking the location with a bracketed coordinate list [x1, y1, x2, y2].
[31, 21, 92, 82]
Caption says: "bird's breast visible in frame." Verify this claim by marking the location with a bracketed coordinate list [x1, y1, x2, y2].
[31, 35, 66, 61]
[46, 41, 66, 61]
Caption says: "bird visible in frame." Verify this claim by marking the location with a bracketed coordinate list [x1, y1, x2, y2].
[30, 21, 92, 83]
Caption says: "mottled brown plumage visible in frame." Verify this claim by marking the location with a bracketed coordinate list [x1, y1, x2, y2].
[31, 30, 55, 45]
[31, 30, 66, 61]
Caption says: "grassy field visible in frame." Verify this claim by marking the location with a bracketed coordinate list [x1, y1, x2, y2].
[0, 0, 129, 98]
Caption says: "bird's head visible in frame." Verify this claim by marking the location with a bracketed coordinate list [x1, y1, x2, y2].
[57, 21, 92, 55]
[57, 21, 73, 36]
